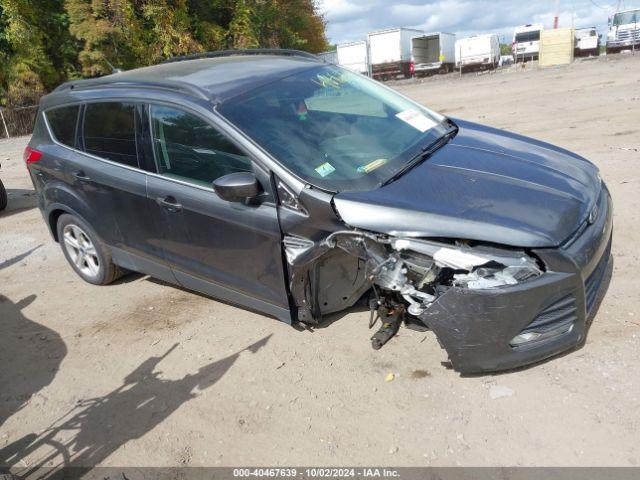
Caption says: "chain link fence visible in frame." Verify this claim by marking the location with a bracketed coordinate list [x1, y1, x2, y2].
[0, 105, 39, 139]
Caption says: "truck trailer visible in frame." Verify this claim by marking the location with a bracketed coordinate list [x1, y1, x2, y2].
[368, 28, 424, 79]
[336, 41, 369, 75]
[412, 32, 456, 76]
[455, 34, 500, 71]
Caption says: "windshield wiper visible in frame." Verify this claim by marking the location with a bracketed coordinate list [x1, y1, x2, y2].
[379, 125, 458, 187]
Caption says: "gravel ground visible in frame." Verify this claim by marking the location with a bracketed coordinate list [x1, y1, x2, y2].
[1, 53, 639, 469]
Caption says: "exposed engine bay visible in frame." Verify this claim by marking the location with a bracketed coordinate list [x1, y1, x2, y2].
[285, 230, 543, 349]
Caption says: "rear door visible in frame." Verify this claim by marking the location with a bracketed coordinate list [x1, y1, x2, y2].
[144, 103, 291, 322]
[72, 100, 174, 282]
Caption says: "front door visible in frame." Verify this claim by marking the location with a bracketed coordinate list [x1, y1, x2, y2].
[144, 103, 291, 322]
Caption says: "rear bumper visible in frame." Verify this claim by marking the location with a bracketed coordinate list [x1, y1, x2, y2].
[420, 185, 613, 373]
[458, 56, 493, 67]
[414, 62, 445, 72]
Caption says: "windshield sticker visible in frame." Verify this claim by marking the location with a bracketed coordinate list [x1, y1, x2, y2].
[357, 159, 388, 173]
[312, 72, 349, 90]
[315, 162, 336, 177]
[396, 109, 438, 133]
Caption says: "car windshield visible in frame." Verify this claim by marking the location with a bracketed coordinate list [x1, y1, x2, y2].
[613, 11, 639, 25]
[218, 65, 449, 192]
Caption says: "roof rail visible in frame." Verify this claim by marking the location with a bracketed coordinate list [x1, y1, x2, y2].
[53, 79, 210, 101]
[162, 48, 320, 64]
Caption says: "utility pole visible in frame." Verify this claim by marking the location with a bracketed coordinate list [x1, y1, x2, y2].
[554, 0, 560, 28]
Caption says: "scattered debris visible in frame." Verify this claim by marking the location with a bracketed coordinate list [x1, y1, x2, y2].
[489, 385, 515, 399]
[385, 373, 396, 382]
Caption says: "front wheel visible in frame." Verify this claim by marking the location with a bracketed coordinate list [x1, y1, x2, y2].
[0, 179, 7, 211]
[56, 213, 123, 285]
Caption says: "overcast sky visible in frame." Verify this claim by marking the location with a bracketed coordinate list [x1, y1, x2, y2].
[319, 0, 640, 45]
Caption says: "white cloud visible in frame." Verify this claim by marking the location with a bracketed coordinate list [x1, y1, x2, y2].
[318, 0, 640, 45]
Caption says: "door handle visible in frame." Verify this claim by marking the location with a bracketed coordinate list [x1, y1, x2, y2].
[156, 196, 183, 212]
[72, 170, 91, 181]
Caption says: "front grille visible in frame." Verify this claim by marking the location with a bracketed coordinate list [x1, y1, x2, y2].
[585, 237, 612, 314]
[523, 293, 578, 334]
[617, 29, 640, 41]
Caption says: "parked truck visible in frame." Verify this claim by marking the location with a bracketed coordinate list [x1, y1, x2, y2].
[455, 34, 500, 71]
[513, 23, 544, 61]
[367, 28, 423, 79]
[574, 27, 600, 57]
[336, 41, 369, 75]
[412, 32, 456, 76]
[606, 8, 640, 54]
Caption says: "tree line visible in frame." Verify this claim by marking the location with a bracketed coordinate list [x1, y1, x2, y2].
[0, 0, 328, 108]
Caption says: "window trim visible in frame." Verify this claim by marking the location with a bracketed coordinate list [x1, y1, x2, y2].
[42, 96, 286, 197]
[145, 101, 258, 190]
[44, 104, 82, 149]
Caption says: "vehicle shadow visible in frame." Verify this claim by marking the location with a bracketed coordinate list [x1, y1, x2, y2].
[0, 245, 42, 271]
[0, 188, 37, 218]
[0, 294, 67, 428]
[458, 255, 615, 378]
[0, 335, 271, 475]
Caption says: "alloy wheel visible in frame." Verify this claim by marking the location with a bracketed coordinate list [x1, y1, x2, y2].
[62, 224, 100, 279]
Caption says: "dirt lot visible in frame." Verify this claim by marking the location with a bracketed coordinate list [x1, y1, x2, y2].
[1, 54, 639, 469]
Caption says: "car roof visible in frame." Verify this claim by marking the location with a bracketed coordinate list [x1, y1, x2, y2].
[52, 53, 324, 104]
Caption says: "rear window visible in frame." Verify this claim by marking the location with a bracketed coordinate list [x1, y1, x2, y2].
[46, 105, 80, 148]
[82, 102, 139, 168]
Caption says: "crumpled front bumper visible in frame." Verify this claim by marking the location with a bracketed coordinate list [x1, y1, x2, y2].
[420, 185, 613, 374]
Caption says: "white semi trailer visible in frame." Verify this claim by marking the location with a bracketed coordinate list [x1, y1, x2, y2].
[412, 32, 456, 75]
[455, 34, 500, 71]
[606, 8, 640, 54]
[367, 28, 424, 79]
[336, 41, 369, 75]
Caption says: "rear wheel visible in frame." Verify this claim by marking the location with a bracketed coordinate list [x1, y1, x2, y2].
[56, 213, 123, 285]
[0, 179, 7, 211]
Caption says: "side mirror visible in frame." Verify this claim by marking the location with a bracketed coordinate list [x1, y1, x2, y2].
[213, 172, 262, 203]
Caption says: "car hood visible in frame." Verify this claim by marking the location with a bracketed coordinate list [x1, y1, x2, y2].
[333, 119, 601, 248]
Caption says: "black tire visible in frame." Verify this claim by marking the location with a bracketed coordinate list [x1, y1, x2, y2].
[56, 213, 123, 285]
[0, 180, 7, 211]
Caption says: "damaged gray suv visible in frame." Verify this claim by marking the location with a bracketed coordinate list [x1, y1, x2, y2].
[27, 50, 612, 373]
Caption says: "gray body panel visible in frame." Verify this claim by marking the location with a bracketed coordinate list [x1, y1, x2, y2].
[334, 119, 601, 248]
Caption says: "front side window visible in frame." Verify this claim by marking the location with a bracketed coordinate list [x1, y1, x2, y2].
[149, 105, 252, 187]
[82, 102, 139, 167]
[46, 105, 80, 148]
[218, 65, 449, 192]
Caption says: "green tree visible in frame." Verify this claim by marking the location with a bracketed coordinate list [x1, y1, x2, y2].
[228, 0, 259, 49]
[1, 0, 76, 106]
[500, 43, 513, 56]
[0, 0, 328, 106]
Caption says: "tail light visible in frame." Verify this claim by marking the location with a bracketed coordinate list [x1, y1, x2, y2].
[409, 62, 415, 76]
[24, 146, 42, 166]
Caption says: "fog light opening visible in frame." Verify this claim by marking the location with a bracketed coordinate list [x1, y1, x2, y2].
[510, 323, 574, 347]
